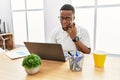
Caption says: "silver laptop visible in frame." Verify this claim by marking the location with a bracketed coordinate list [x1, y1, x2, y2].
[24, 42, 68, 62]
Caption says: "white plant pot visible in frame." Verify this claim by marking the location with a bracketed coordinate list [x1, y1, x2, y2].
[25, 66, 40, 75]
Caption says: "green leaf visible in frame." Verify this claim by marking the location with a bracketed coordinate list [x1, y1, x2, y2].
[22, 53, 42, 69]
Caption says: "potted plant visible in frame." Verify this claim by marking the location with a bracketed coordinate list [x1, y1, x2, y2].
[22, 53, 42, 74]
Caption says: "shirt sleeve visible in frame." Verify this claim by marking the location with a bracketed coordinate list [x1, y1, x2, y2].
[49, 29, 57, 43]
[80, 29, 91, 48]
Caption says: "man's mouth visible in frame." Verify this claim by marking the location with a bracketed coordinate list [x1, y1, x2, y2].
[62, 26, 70, 31]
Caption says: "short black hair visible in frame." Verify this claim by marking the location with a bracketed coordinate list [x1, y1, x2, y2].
[60, 4, 75, 14]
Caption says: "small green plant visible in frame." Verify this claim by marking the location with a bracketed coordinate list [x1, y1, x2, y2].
[22, 54, 42, 69]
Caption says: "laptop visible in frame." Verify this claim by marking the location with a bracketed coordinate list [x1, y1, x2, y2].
[24, 42, 68, 62]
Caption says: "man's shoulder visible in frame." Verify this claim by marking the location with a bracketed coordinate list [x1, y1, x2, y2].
[51, 27, 62, 36]
[54, 27, 61, 30]
[76, 25, 88, 32]
[53, 27, 63, 33]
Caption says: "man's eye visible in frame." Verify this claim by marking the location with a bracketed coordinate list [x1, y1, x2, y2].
[66, 17, 71, 19]
[59, 16, 72, 21]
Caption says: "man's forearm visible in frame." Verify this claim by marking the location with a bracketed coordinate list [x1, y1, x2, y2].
[74, 41, 91, 54]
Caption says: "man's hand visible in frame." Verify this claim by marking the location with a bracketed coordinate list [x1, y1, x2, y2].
[66, 23, 77, 39]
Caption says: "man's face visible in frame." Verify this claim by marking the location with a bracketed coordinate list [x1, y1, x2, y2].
[59, 10, 74, 31]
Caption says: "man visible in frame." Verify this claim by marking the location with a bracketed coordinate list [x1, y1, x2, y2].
[50, 4, 91, 54]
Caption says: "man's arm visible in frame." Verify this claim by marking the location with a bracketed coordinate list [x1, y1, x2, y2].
[67, 23, 91, 54]
[74, 41, 91, 54]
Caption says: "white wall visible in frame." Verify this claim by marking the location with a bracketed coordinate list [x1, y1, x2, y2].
[0, 0, 13, 33]
[44, 0, 71, 42]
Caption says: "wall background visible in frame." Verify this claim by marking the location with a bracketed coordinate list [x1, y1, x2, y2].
[0, 0, 13, 33]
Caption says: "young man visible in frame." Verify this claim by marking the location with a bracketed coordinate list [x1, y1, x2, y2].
[50, 4, 91, 54]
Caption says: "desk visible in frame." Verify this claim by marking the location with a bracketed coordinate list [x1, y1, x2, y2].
[0, 48, 120, 80]
[0, 33, 14, 50]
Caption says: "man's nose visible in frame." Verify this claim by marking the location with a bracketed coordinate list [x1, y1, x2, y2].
[62, 19, 67, 23]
